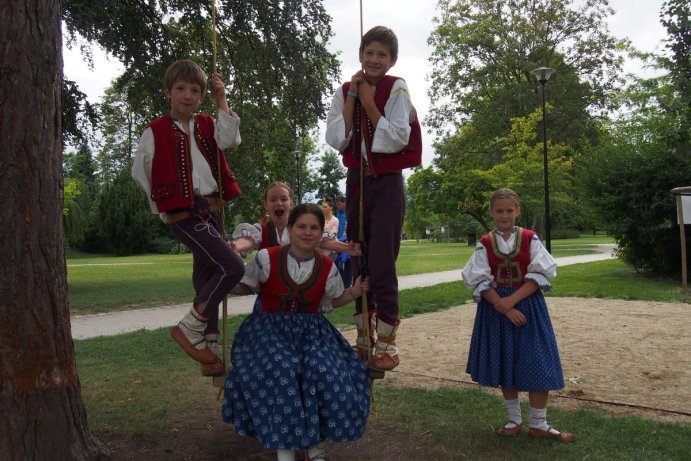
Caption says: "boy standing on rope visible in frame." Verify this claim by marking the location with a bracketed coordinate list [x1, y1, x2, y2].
[132, 59, 245, 377]
[325, 26, 422, 371]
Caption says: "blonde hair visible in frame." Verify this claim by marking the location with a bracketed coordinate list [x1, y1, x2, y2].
[163, 59, 207, 91]
[489, 188, 520, 209]
[263, 182, 294, 201]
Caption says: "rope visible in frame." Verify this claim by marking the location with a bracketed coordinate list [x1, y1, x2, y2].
[385, 369, 691, 417]
[354, 0, 379, 412]
[210, 0, 228, 396]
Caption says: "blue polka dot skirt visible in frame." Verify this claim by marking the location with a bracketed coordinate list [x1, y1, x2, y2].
[466, 287, 565, 392]
[222, 312, 371, 449]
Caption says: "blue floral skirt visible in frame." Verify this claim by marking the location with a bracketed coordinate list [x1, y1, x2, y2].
[466, 287, 564, 391]
[222, 312, 370, 449]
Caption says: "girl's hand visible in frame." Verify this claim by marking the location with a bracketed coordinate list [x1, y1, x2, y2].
[504, 308, 527, 327]
[351, 276, 368, 298]
[493, 297, 515, 314]
[346, 240, 362, 256]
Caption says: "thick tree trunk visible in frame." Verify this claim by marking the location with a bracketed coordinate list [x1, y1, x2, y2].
[0, 1, 107, 459]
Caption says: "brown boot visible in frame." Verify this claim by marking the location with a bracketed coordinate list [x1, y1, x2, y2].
[353, 313, 376, 360]
[200, 333, 226, 377]
[201, 359, 226, 377]
[171, 308, 218, 364]
[367, 319, 400, 371]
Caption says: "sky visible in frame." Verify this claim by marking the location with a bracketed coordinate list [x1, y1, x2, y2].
[64, 0, 668, 169]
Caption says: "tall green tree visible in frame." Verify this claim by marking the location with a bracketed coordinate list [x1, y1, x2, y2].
[62, 0, 341, 247]
[314, 149, 346, 202]
[579, 0, 691, 275]
[428, 0, 627, 164]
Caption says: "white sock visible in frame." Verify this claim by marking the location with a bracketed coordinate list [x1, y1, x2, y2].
[503, 398, 522, 428]
[276, 449, 296, 461]
[529, 406, 555, 432]
[307, 442, 326, 460]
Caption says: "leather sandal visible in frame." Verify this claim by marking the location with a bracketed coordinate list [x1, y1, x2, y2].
[496, 421, 523, 437]
[367, 351, 400, 371]
[171, 326, 219, 364]
[528, 427, 576, 443]
[201, 359, 226, 377]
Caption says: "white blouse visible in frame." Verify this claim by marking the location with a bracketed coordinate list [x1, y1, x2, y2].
[240, 249, 345, 313]
[231, 222, 337, 252]
[131, 110, 241, 214]
[461, 228, 557, 301]
[325, 79, 417, 161]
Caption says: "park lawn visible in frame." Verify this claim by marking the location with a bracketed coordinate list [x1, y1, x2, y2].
[74, 247, 690, 459]
[67, 235, 615, 314]
[75, 270, 690, 459]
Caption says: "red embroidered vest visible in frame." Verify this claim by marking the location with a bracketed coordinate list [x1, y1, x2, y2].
[259, 222, 281, 250]
[479, 228, 534, 288]
[149, 114, 241, 212]
[340, 75, 422, 174]
[260, 246, 333, 314]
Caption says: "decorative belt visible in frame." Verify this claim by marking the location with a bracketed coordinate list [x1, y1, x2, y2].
[164, 196, 223, 224]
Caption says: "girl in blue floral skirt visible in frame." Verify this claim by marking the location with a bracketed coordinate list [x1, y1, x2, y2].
[223, 203, 370, 460]
[461, 188, 575, 443]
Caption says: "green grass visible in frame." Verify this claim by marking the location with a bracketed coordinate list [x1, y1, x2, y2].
[67, 235, 615, 314]
[76, 312, 691, 460]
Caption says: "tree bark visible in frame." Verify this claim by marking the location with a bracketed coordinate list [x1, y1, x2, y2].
[0, 1, 107, 459]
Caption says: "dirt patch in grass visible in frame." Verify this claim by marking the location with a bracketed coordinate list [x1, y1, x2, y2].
[98, 297, 690, 459]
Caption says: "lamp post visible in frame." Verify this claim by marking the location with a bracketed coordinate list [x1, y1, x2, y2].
[292, 150, 302, 204]
[531, 66, 555, 253]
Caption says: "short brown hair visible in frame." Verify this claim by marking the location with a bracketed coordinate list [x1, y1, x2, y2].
[360, 26, 398, 60]
[163, 59, 207, 91]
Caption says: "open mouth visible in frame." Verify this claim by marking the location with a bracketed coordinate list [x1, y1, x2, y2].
[274, 210, 285, 218]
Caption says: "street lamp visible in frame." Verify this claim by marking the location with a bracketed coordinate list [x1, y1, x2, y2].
[292, 150, 302, 204]
[531, 66, 555, 253]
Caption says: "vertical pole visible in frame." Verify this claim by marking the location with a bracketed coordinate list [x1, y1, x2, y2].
[297, 152, 301, 204]
[541, 81, 551, 253]
[677, 194, 688, 292]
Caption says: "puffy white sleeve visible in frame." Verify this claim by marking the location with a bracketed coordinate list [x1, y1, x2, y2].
[232, 223, 263, 249]
[239, 249, 271, 292]
[371, 79, 414, 154]
[320, 263, 346, 313]
[214, 109, 241, 150]
[525, 234, 557, 291]
[131, 127, 159, 214]
[325, 85, 351, 152]
[461, 243, 496, 302]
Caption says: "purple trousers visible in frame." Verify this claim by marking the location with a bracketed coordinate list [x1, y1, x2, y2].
[169, 209, 245, 333]
[345, 169, 404, 325]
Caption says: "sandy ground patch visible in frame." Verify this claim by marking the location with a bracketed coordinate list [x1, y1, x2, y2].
[343, 297, 691, 423]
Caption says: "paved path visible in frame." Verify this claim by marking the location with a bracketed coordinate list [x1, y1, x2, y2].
[71, 245, 616, 340]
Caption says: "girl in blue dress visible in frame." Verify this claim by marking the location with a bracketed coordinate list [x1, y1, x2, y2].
[223, 203, 370, 461]
[461, 188, 575, 443]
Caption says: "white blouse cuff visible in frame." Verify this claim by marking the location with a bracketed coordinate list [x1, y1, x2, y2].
[525, 272, 552, 291]
[472, 279, 496, 302]
[232, 223, 261, 248]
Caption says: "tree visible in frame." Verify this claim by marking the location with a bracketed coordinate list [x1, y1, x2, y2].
[61, 1, 341, 244]
[314, 149, 347, 201]
[428, 0, 627, 162]
[0, 0, 106, 457]
[579, 0, 691, 275]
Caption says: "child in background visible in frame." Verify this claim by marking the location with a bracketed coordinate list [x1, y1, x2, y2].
[325, 25, 422, 371]
[461, 188, 575, 442]
[230, 182, 359, 258]
[222, 203, 370, 461]
[131, 59, 244, 378]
